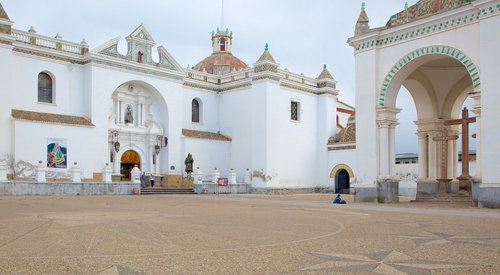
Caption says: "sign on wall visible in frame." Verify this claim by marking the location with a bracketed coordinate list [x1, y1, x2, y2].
[47, 138, 67, 168]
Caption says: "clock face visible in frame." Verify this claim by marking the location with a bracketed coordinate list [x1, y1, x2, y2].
[139, 33, 144, 38]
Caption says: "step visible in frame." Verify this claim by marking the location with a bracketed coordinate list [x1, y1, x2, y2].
[411, 194, 472, 203]
[139, 188, 196, 195]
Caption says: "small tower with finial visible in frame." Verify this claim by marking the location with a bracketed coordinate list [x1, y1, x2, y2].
[355, 2, 370, 35]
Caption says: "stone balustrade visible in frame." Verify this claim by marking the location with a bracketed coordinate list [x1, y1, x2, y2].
[11, 29, 88, 55]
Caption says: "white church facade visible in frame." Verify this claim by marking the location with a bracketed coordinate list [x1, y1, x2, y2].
[0, 3, 356, 195]
[348, 0, 500, 208]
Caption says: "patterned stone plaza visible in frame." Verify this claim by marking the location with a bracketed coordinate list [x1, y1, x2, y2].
[0, 194, 498, 274]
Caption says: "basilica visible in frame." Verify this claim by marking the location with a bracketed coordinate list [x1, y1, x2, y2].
[1, 0, 500, 208]
[0, 3, 355, 194]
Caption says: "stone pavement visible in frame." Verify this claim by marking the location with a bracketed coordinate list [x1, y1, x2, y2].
[0, 194, 499, 274]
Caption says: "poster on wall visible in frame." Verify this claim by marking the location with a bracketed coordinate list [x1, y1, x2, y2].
[47, 138, 67, 168]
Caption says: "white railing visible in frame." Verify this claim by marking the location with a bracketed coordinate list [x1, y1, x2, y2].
[11, 29, 86, 55]
[36, 37, 57, 49]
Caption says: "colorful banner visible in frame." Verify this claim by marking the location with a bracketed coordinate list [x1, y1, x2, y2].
[47, 138, 67, 168]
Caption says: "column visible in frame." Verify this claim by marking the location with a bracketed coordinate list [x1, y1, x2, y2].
[112, 150, 120, 174]
[417, 132, 428, 180]
[469, 90, 481, 178]
[119, 100, 124, 124]
[155, 151, 160, 174]
[427, 131, 438, 179]
[379, 122, 390, 178]
[114, 98, 119, 124]
[389, 123, 398, 177]
[453, 134, 459, 177]
[447, 132, 454, 179]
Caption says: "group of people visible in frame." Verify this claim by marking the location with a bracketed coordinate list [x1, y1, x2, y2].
[141, 172, 155, 188]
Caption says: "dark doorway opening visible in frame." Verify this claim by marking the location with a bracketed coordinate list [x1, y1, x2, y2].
[335, 169, 350, 194]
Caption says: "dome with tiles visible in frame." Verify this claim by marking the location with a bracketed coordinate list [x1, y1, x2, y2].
[336, 113, 356, 143]
[192, 28, 247, 75]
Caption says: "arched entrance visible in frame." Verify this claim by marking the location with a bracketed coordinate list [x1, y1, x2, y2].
[335, 169, 350, 194]
[378, 46, 480, 191]
[120, 150, 141, 181]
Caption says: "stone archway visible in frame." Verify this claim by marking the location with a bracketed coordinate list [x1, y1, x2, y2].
[120, 150, 141, 181]
[376, 45, 481, 197]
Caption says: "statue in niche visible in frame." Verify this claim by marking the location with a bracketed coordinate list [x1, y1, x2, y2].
[137, 51, 144, 63]
[184, 153, 194, 177]
[125, 105, 134, 124]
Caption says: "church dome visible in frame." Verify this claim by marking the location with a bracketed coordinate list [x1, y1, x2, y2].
[192, 28, 247, 75]
[336, 113, 356, 143]
[192, 52, 247, 75]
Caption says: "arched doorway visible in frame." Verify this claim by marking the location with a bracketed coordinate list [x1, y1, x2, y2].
[335, 169, 350, 194]
[120, 150, 141, 181]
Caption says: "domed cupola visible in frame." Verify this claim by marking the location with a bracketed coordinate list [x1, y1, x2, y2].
[192, 27, 247, 75]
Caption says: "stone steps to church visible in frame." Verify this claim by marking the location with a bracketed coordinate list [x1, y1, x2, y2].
[411, 194, 472, 203]
[139, 188, 196, 195]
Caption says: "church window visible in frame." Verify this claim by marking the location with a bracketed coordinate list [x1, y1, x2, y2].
[192, 99, 200, 123]
[291, 101, 299, 121]
[220, 38, 226, 51]
[38, 72, 53, 103]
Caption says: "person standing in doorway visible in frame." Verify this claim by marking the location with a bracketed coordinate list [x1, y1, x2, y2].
[141, 172, 146, 188]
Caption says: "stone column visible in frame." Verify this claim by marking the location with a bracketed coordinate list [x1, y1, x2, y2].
[0, 161, 7, 181]
[244, 168, 251, 184]
[228, 168, 237, 184]
[378, 122, 390, 178]
[417, 132, 428, 179]
[470, 90, 481, 178]
[103, 163, 112, 183]
[35, 161, 46, 183]
[112, 151, 120, 174]
[193, 167, 203, 184]
[119, 100, 124, 124]
[70, 162, 81, 183]
[131, 165, 141, 183]
[212, 168, 220, 184]
[427, 131, 438, 180]
[389, 123, 398, 177]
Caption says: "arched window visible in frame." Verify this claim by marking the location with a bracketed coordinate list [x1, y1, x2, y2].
[220, 38, 226, 51]
[38, 72, 53, 103]
[192, 99, 200, 123]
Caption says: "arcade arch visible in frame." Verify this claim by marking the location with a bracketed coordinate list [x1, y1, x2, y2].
[377, 45, 481, 188]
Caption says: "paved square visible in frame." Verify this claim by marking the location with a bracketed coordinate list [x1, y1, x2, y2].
[0, 194, 499, 274]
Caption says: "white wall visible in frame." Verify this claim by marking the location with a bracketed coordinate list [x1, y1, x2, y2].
[181, 138, 231, 179]
[13, 120, 94, 178]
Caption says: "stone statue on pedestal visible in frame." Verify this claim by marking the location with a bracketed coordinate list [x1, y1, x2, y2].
[184, 153, 194, 177]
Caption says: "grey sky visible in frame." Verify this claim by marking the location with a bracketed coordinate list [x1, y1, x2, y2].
[3, 0, 474, 153]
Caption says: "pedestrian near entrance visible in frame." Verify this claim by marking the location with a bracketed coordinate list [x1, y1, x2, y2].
[141, 172, 146, 188]
[150, 174, 155, 187]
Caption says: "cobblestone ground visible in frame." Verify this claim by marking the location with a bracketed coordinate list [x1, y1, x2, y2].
[0, 194, 499, 274]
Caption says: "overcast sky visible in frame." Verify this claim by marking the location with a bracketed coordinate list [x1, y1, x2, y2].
[1, 0, 475, 154]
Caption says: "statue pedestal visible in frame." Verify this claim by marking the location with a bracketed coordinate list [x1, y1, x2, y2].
[182, 177, 194, 188]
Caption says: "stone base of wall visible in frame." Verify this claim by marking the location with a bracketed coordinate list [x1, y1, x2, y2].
[251, 187, 332, 195]
[377, 180, 400, 203]
[354, 186, 378, 203]
[478, 185, 500, 209]
[0, 181, 139, 195]
[194, 183, 251, 194]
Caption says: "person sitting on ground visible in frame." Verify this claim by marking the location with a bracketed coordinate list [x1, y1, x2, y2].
[333, 194, 346, 204]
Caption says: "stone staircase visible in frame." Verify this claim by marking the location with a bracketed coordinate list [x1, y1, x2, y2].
[411, 193, 472, 203]
[140, 187, 197, 195]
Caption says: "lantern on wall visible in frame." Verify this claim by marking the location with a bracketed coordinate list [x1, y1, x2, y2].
[112, 131, 120, 153]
